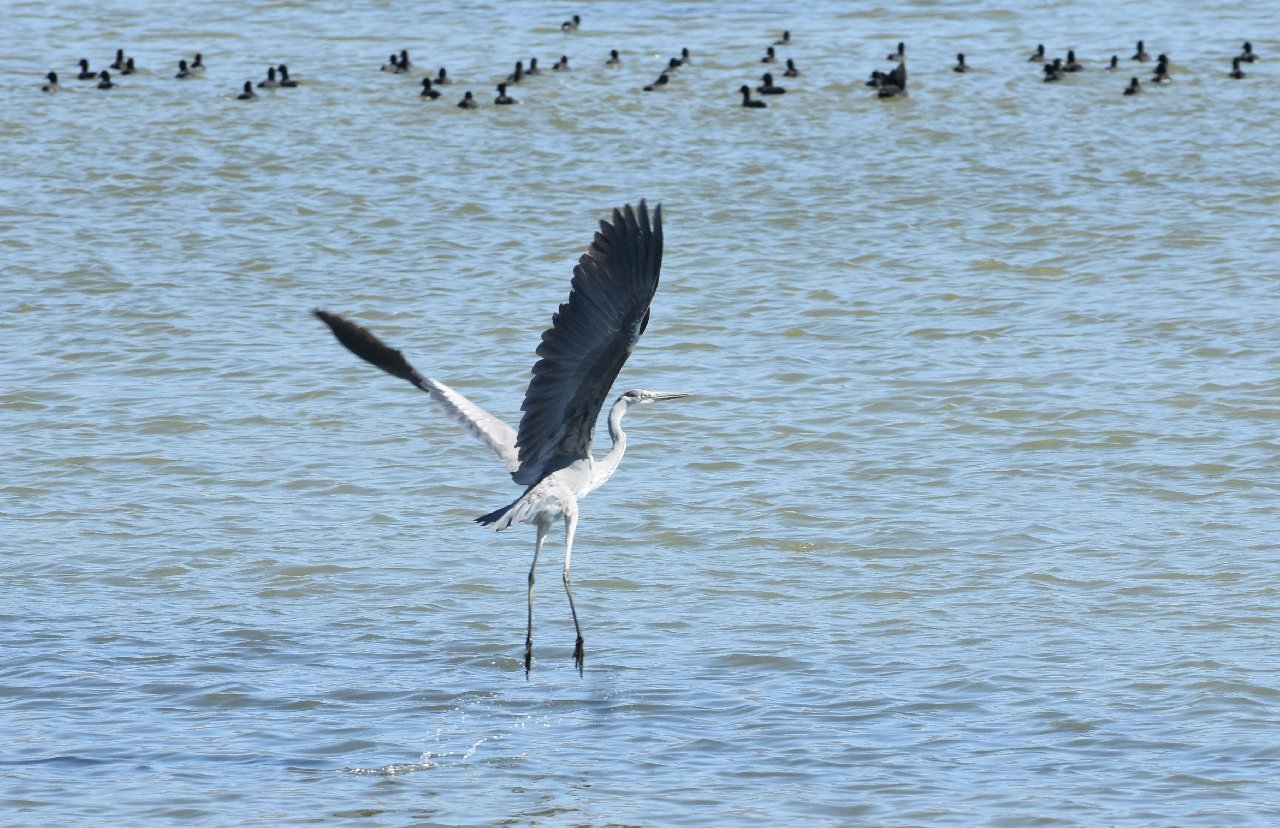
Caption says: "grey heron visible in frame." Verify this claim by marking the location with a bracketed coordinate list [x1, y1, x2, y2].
[315, 201, 687, 674]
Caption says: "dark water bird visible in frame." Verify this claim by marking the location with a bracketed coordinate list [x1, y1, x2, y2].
[761, 46, 776, 63]
[1152, 53, 1170, 83]
[739, 84, 766, 107]
[495, 82, 517, 104]
[1108, 55, 1119, 70]
[176, 59, 191, 79]
[191, 53, 205, 74]
[866, 69, 885, 88]
[42, 71, 59, 92]
[420, 77, 441, 98]
[553, 55, 569, 71]
[435, 67, 450, 84]
[278, 64, 298, 87]
[775, 30, 791, 46]
[1064, 50, 1083, 72]
[1028, 44, 1045, 62]
[643, 73, 669, 91]
[1239, 42, 1257, 63]
[258, 66, 279, 88]
[561, 14, 580, 31]
[314, 202, 682, 675]
[784, 58, 799, 77]
[457, 90, 477, 108]
[97, 70, 114, 89]
[953, 53, 968, 73]
[887, 41, 905, 61]
[382, 53, 401, 72]
[878, 63, 906, 97]
[122, 57, 136, 75]
[77, 58, 95, 80]
[1123, 77, 1141, 95]
[236, 80, 256, 100]
[1042, 59, 1064, 82]
[606, 49, 620, 66]
[527, 57, 541, 75]
[757, 72, 785, 94]
[398, 49, 411, 71]
[1132, 40, 1150, 61]
[110, 49, 126, 69]
[507, 61, 524, 83]
[678, 48, 691, 66]
[1228, 57, 1247, 79]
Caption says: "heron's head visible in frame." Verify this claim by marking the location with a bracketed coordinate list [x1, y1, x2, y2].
[620, 389, 690, 407]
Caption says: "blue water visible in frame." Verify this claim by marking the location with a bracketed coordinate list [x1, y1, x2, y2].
[3, 0, 1280, 823]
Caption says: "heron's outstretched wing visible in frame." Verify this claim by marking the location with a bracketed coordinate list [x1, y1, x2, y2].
[512, 201, 663, 486]
[314, 310, 520, 472]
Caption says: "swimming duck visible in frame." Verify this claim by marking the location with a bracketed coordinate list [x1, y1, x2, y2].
[953, 53, 968, 73]
[435, 67, 450, 84]
[761, 46, 777, 63]
[757, 72, 785, 94]
[236, 80, 256, 99]
[739, 84, 766, 107]
[110, 49, 126, 70]
[278, 64, 298, 87]
[1107, 55, 1119, 70]
[1151, 53, 1170, 82]
[1043, 59, 1064, 81]
[176, 59, 192, 79]
[1064, 50, 1083, 72]
[606, 49, 620, 66]
[561, 14, 580, 31]
[783, 58, 799, 77]
[495, 82, 517, 104]
[507, 61, 524, 83]
[97, 70, 114, 89]
[258, 66, 279, 88]
[191, 54, 205, 74]
[887, 41, 905, 62]
[77, 58, 95, 80]
[774, 31, 791, 46]
[1028, 44, 1045, 62]
[643, 73, 669, 91]
[678, 48, 691, 66]
[122, 57, 136, 75]
[878, 63, 906, 97]
[457, 90, 477, 108]
[553, 55, 569, 71]
[381, 53, 401, 72]
[42, 71, 59, 92]
[1239, 42, 1257, 63]
[1132, 40, 1150, 61]
[420, 78, 441, 98]
[1228, 57, 1246, 79]
[866, 69, 885, 88]
[526, 57, 541, 75]
[1123, 77, 1141, 95]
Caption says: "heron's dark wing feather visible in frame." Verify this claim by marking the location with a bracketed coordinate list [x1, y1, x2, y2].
[315, 310, 520, 472]
[512, 201, 663, 485]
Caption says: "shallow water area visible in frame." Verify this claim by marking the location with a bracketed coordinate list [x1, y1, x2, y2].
[4, 0, 1280, 823]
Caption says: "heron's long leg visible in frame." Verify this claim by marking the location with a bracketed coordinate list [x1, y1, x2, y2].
[562, 510, 584, 673]
[526, 523, 548, 676]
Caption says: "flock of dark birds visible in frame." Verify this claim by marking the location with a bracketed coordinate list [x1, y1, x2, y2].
[38, 14, 1262, 108]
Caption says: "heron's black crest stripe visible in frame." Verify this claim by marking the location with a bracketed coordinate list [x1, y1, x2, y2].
[314, 309, 420, 386]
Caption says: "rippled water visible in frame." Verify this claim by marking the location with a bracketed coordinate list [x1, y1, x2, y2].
[4, 0, 1280, 823]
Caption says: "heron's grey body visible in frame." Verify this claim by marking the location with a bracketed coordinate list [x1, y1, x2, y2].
[315, 201, 685, 673]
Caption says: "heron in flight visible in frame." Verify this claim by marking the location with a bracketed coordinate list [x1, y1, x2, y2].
[315, 201, 686, 674]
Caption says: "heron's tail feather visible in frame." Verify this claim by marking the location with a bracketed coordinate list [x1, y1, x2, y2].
[475, 501, 515, 529]
[314, 309, 422, 386]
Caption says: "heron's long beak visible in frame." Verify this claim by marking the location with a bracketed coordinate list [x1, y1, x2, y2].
[653, 392, 691, 401]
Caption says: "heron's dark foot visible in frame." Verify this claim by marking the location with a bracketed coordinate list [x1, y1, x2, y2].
[573, 636, 584, 674]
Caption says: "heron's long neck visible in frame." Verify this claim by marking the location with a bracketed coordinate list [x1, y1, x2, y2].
[589, 397, 629, 491]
